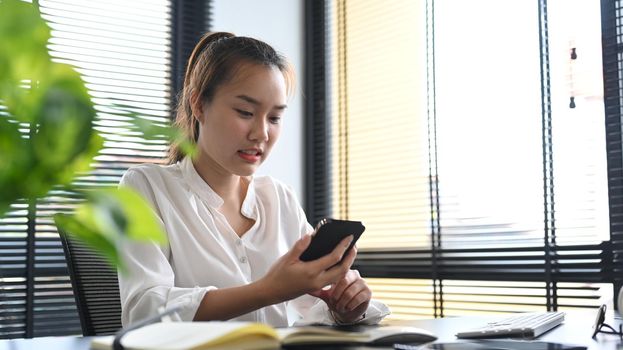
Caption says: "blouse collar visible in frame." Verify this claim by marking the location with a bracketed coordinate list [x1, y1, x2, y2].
[180, 157, 257, 219]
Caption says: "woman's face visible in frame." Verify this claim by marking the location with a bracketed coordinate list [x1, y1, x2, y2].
[195, 63, 287, 177]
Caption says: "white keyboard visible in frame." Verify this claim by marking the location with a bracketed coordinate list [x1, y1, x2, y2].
[456, 311, 565, 339]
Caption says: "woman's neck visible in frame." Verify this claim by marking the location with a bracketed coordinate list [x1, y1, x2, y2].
[191, 156, 254, 235]
[191, 157, 248, 205]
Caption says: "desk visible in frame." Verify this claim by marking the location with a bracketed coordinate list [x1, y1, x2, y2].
[390, 310, 622, 350]
[1, 310, 620, 349]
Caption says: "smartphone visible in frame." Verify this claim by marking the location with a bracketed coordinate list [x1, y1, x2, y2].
[299, 218, 365, 262]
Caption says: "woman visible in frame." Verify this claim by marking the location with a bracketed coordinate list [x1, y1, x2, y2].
[119, 32, 389, 327]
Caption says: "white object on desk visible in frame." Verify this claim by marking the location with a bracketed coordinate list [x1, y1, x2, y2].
[455, 311, 565, 339]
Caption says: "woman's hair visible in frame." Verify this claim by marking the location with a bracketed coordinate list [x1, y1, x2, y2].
[168, 32, 295, 164]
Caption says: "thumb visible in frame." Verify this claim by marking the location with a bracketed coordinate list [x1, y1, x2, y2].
[309, 288, 331, 302]
[289, 234, 312, 258]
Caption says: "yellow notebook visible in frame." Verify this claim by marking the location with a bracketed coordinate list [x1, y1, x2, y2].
[90, 322, 437, 350]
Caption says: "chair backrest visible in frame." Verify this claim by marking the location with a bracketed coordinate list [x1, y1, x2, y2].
[60, 233, 122, 336]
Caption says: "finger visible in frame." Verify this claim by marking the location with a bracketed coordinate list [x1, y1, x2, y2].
[308, 235, 353, 270]
[308, 288, 331, 302]
[335, 280, 364, 312]
[344, 288, 371, 313]
[330, 245, 357, 276]
[342, 245, 357, 268]
[331, 270, 359, 304]
[289, 234, 312, 258]
[320, 247, 357, 286]
[335, 280, 369, 313]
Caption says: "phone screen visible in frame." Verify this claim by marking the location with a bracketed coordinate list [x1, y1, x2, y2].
[299, 218, 365, 262]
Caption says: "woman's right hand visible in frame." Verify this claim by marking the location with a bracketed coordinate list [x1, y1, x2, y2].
[257, 233, 357, 305]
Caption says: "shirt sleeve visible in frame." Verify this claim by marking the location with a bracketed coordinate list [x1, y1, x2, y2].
[117, 168, 213, 326]
[292, 298, 392, 326]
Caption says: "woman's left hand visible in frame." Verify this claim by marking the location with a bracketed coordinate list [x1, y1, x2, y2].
[309, 267, 371, 324]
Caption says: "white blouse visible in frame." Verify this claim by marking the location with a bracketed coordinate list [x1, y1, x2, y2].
[118, 157, 389, 327]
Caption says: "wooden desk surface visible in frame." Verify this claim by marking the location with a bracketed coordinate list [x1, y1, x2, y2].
[1, 310, 620, 350]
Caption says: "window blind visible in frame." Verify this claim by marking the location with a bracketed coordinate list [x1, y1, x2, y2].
[307, 0, 617, 320]
[0, 0, 211, 338]
[601, 0, 623, 305]
[330, 0, 431, 250]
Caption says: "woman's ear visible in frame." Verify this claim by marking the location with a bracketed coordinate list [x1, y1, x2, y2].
[189, 91, 205, 124]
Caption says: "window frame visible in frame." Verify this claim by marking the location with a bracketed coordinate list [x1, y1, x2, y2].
[304, 0, 623, 313]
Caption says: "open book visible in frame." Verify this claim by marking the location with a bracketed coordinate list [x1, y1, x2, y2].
[90, 321, 437, 350]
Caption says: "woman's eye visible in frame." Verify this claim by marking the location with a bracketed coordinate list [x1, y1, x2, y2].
[269, 116, 281, 124]
[235, 109, 253, 117]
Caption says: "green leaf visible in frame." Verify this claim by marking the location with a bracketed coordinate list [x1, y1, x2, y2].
[54, 187, 168, 271]
[0, 117, 32, 216]
[32, 64, 96, 168]
[0, 0, 54, 124]
[86, 188, 168, 243]
[0, 0, 111, 266]
[54, 213, 123, 272]
[0, 0, 100, 203]
[107, 102, 197, 158]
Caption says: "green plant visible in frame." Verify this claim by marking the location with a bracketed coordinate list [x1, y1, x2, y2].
[0, 0, 189, 270]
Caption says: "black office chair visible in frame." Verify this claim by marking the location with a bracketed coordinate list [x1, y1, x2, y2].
[60, 233, 123, 336]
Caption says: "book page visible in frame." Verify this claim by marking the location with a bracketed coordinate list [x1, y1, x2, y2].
[277, 326, 369, 345]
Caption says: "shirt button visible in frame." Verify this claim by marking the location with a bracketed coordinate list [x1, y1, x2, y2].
[239, 256, 247, 264]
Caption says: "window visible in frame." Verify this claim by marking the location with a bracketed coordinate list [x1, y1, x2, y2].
[306, 0, 621, 320]
[0, 0, 210, 338]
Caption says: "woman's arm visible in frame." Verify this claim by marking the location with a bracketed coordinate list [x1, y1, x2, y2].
[192, 233, 356, 321]
[192, 279, 272, 321]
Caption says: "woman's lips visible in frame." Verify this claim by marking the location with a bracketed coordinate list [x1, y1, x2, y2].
[237, 150, 262, 163]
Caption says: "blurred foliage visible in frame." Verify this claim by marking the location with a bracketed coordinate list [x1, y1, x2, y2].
[0, 0, 98, 214]
[112, 102, 197, 159]
[55, 188, 167, 273]
[0, 0, 181, 270]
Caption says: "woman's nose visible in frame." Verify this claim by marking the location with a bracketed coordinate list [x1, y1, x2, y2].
[250, 119, 269, 142]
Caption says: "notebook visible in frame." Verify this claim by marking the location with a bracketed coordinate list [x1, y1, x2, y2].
[90, 322, 437, 350]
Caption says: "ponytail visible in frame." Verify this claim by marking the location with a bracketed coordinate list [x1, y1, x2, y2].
[168, 32, 233, 164]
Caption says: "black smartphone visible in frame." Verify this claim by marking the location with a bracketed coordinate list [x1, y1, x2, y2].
[299, 218, 365, 262]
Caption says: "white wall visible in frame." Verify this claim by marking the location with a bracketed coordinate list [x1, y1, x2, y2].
[212, 0, 305, 201]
